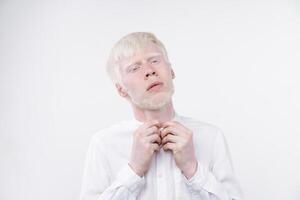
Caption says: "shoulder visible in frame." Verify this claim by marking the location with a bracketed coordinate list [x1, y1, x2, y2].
[177, 115, 222, 133]
[176, 115, 226, 142]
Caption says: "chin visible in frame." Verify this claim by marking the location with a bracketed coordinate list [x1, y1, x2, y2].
[135, 90, 174, 110]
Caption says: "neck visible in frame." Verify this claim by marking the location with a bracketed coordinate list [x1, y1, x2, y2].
[131, 100, 175, 123]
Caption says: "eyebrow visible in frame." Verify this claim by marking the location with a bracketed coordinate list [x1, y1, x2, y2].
[147, 55, 161, 61]
[125, 62, 141, 72]
[125, 54, 162, 71]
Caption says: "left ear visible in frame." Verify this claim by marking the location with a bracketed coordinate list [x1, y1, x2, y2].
[115, 83, 128, 98]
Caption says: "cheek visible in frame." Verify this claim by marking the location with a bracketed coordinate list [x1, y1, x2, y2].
[122, 73, 147, 95]
[158, 64, 171, 75]
[127, 74, 144, 86]
[160, 70, 173, 82]
[124, 80, 144, 95]
[122, 76, 136, 87]
[126, 78, 140, 88]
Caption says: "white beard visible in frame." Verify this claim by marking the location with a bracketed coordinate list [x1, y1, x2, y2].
[131, 87, 174, 110]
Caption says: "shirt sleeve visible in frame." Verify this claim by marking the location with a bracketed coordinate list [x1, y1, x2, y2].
[79, 134, 145, 200]
[182, 129, 244, 200]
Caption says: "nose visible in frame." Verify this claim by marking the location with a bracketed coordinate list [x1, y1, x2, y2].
[145, 71, 157, 78]
[144, 64, 157, 79]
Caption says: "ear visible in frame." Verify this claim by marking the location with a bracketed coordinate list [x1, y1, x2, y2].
[115, 83, 128, 97]
[171, 68, 176, 79]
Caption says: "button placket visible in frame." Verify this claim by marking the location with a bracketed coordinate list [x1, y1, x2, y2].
[156, 148, 164, 199]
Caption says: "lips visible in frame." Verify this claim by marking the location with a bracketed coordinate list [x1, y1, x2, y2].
[147, 81, 163, 91]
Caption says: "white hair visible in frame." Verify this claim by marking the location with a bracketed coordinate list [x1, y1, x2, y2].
[106, 32, 169, 84]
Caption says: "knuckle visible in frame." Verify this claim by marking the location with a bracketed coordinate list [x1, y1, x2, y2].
[150, 127, 156, 133]
[161, 131, 167, 138]
[157, 137, 161, 142]
[163, 135, 168, 141]
[163, 137, 168, 143]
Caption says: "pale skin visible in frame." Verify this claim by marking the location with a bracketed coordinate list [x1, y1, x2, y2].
[115, 44, 198, 179]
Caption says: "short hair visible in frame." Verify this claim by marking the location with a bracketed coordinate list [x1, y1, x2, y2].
[106, 32, 169, 84]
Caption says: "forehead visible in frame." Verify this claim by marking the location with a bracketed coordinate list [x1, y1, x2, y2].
[119, 45, 164, 68]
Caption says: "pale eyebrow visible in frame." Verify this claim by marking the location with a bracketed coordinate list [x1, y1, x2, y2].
[125, 53, 163, 72]
[125, 61, 142, 72]
[147, 55, 162, 61]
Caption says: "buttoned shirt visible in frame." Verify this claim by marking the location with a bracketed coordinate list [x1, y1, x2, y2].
[79, 114, 244, 200]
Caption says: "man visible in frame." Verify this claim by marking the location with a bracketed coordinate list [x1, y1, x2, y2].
[80, 32, 243, 200]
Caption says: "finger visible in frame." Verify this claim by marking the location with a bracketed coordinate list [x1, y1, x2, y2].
[151, 143, 160, 152]
[163, 142, 176, 151]
[156, 122, 164, 128]
[161, 134, 179, 145]
[161, 121, 188, 132]
[160, 121, 178, 128]
[160, 127, 172, 138]
[157, 127, 164, 137]
[143, 126, 159, 136]
[160, 126, 184, 138]
[147, 133, 162, 144]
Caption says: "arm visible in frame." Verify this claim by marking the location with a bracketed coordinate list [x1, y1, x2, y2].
[183, 129, 244, 200]
[79, 135, 145, 200]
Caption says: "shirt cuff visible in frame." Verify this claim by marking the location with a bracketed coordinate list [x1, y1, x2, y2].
[113, 163, 146, 194]
[182, 161, 209, 191]
[182, 161, 230, 199]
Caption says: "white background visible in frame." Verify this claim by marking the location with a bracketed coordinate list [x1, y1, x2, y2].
[1, 0, 300, 199]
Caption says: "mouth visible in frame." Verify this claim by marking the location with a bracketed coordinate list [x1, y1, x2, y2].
[147, 81, 163, 91]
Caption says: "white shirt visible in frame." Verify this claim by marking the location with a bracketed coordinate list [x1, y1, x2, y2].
[79, 114, 244, 200]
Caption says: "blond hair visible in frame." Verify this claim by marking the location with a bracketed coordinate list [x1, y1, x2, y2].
[106, 32, 169, 84]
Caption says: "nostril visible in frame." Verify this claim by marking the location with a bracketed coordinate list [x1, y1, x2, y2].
[145, 71, 156, 78]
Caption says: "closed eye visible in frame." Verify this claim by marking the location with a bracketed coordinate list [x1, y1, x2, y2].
[130, 65, 140, 72]
[150, 57, 161, 64]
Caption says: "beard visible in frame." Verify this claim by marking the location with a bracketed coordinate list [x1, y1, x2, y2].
[131, 86, 174, 110]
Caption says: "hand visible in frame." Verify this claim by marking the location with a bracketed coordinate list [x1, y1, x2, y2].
[160, 121, 198, 179]
[129, 120, 162, 177]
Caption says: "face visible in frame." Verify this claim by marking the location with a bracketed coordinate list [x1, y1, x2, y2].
[116, 44, 175, 110]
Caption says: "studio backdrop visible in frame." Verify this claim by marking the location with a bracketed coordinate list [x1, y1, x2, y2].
[1, 0, 300, 200]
